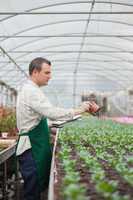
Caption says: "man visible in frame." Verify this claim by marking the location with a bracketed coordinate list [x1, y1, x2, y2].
[16, 57, 99, 200]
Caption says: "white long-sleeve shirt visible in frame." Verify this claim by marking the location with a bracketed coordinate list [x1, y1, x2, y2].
[16, 80, 74, 156]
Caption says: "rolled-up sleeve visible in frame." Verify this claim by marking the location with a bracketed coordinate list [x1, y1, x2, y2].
[26, 87, 75, 121]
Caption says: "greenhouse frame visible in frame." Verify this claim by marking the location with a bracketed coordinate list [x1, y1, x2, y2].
[0, 1, 133, 200]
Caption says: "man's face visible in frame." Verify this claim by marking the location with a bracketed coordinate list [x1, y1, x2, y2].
[34, 63, 52, 86]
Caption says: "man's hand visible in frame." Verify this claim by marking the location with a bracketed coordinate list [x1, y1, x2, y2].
[74, 101, 100, 115]
[80, 101, 100, 113]
[89, 101, 100, 113]
[80, 101, 91, 112]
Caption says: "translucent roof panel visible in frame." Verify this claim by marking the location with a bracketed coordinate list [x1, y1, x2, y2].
[0, 0, 133, 107]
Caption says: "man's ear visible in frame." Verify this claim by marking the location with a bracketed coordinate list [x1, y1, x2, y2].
[33, 68, 38, 75]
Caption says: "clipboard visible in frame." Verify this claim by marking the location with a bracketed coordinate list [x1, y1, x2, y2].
[51, 115, 82, 128]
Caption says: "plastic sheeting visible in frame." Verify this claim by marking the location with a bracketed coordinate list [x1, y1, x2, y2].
[0, 0, 133, 107]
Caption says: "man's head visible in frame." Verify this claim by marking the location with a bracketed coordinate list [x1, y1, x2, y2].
[29, 57, 51, 86]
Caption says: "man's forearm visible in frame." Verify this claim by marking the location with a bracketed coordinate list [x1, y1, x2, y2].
[73, 107, 86, 115]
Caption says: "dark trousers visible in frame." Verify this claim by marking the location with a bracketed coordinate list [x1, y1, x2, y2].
[18, 149, 41, 200]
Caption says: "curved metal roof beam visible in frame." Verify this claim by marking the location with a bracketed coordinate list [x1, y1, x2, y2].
[0, 71, 26, 82]
[0, 64, 131, 87]
[2, 54, 129, 86]
[4, 36, 133, 59]
[2, 42, 132, 72]
[0, 46, 28, 77]
[52, 62, 132, 87]
[0, 0, 133, 22]
[0, 18, 133, 69]
[1, 18, 133, 46]
[1, 73, 26, 81]
[0, 64, 27, 78]
[53, 63, 133, 72]
[0, 60, 130, 92]
[0, 77, 25, 87]
[51, 75, 126, 90]
[4, 69, 127, 90]
[1, 42, 132, 81]
[0, 63, 129, 91]
[51, 50, 133, 84]
[0, 55, 130, 89]
[7, 42, 133, 66]
[1, 39, 133, 85]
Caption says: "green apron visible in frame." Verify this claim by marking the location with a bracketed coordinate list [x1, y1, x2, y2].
[16, 118, 52, 191]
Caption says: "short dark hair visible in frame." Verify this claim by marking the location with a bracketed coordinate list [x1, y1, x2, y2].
[29, 57, 51, 75]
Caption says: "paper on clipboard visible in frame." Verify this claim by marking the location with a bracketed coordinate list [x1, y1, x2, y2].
[51, 115, 82, 128]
